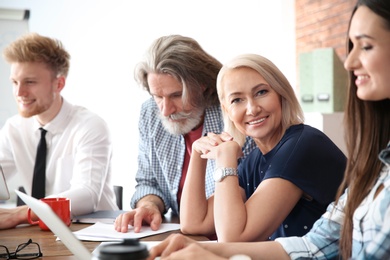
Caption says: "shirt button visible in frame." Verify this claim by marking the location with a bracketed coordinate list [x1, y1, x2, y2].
[304, 226, 308, 229]
[284, 224, 288, 228]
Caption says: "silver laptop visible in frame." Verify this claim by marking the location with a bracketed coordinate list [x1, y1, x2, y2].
[15, 190, 92, 260]
[0, 165, 10, 200]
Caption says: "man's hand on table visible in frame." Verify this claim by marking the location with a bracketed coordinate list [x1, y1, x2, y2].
[114, 195, 164, 233]
[0, 206, 30, 229]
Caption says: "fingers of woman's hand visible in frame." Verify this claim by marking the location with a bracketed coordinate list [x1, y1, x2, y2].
[193, 132, 236, 158]
[148, 234, 193, 259]
[162, 243, 224, 260]
[193, 136, 219, 155]
[220, 132, 234, 142]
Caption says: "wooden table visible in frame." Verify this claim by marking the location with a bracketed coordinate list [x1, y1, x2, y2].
[0, 212, 208, 259]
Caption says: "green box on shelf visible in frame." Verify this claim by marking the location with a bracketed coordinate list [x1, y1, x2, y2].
[299, 48, 347, 113]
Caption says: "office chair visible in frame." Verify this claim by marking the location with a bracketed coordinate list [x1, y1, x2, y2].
[113, 185, 123, 210]
[17, 186, 26, 206]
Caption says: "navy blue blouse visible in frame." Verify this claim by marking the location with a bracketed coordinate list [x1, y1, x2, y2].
[238, 124, 346, 240]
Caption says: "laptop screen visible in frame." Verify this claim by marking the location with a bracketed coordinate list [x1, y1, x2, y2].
[0, 165, 10, 200]
[15, 190, 92, 260]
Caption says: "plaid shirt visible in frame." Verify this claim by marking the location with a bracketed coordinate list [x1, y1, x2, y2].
[130, 98, 255, 214]
[277, 142, 390, 259]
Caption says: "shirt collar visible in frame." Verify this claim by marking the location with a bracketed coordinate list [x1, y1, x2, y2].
[379, 141, 390, 166]
[32, 98, 72, 135]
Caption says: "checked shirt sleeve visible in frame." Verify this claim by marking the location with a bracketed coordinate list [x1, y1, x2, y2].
[276, 193, 346, 259]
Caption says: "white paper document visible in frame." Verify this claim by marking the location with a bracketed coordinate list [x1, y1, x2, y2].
[71, 222, 181, 241]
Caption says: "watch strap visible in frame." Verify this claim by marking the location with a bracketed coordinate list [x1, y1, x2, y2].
[215, 167, 238, 182]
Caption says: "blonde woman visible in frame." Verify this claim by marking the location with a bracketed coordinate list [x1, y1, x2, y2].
[148, 0, 390, 258]
[179, 53, 346, 242]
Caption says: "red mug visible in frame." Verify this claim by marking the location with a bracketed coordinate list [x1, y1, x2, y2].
[28, 197, 71, 231]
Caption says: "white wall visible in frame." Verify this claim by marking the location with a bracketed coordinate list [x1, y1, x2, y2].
[0, 0, 296, 210]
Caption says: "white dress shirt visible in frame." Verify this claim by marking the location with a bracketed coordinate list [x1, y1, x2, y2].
[0, 98, 118, 215]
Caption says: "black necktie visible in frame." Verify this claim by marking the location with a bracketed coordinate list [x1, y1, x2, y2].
[32, 128, 47, 199]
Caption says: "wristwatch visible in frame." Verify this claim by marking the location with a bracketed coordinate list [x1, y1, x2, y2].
[214, 167, 238, 182]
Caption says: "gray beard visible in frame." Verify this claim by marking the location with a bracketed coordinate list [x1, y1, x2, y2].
[160, 107, 204, 135]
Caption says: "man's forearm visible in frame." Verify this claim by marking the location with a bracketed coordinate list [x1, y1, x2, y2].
[0, 206, 30, 229]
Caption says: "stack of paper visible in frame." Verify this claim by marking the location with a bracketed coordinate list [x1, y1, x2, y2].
[72, 222, 181, 241]
[72, 210, 126, 224]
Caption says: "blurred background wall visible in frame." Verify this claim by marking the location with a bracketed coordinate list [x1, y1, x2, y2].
[0, 0, 296, 209]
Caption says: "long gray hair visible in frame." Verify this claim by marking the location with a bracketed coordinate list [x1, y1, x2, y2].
[134, 34, 222, 109]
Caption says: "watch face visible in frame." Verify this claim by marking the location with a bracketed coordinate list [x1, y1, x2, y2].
[213, 168, 223, 182]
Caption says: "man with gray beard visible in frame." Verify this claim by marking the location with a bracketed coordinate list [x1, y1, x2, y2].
[114, 35, 255, 233]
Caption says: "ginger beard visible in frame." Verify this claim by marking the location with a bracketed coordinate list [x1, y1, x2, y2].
[17, 93, 55, 118]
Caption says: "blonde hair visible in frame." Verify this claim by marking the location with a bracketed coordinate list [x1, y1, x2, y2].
[3, 32, 70, 77]
[216, 54, 304, 146]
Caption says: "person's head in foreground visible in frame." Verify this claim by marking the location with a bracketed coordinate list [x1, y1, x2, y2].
[147, 0, 390, 259]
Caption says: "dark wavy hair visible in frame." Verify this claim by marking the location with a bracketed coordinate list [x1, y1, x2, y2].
[336, 0, 390, 258]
